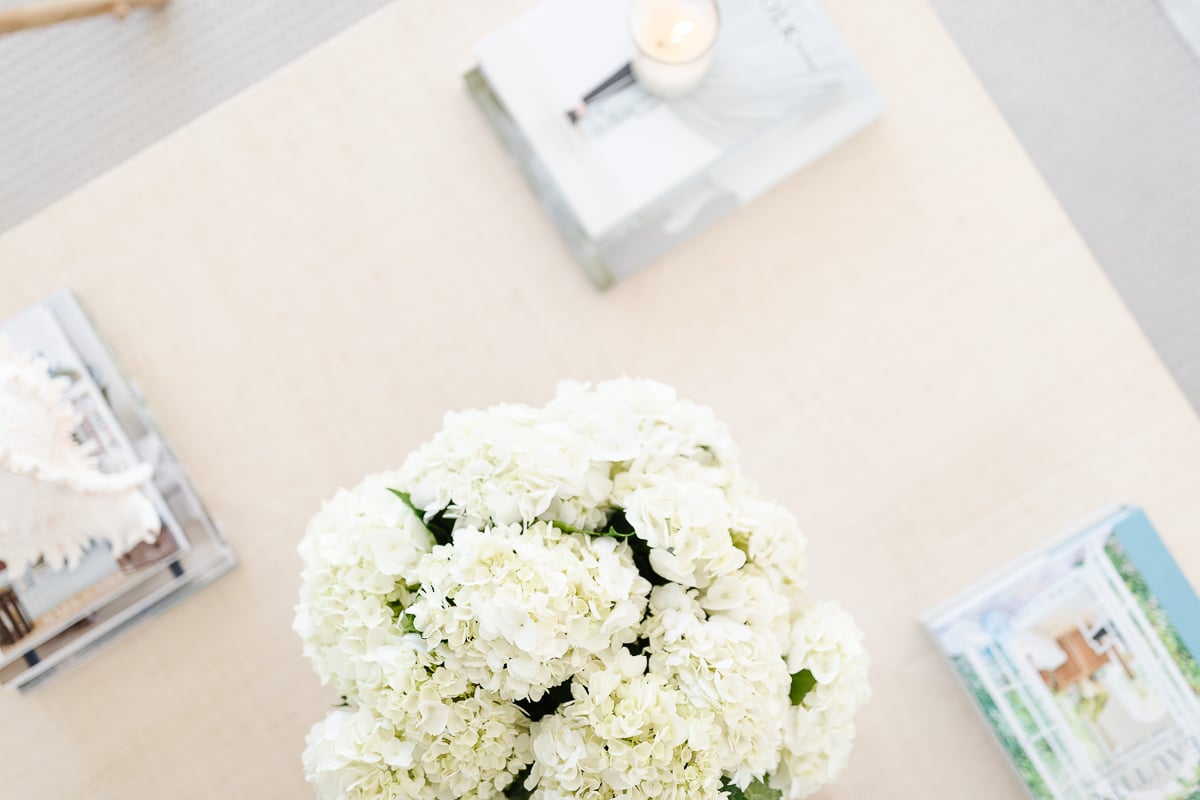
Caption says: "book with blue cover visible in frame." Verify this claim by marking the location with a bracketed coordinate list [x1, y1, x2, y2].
[926, 507, 1200, 800]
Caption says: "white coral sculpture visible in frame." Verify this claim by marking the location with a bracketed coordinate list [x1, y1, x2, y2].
[0, 338, 159, 575]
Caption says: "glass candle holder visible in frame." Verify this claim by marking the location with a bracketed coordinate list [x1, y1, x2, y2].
[630, 0, 721, 98]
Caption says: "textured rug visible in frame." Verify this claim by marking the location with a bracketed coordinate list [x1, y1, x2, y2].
[0, 0, 392, 231]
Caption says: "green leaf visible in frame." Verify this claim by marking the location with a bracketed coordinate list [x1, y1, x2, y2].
[595, 509, 671, 588]
[425, 510, 455, 547]
[721, 780, 747, 800]
[504, 766, 533, 800]
[627, 637, 650, 657]
[605, 508, 636, 534]
[386, 488, 421, 516]
[384, 599, 421, 635]
[549, 520, 634, 538]
[721, 778, 781, 800]
[388, 488, 454, 546]
[515, 679, 574, 722]
[789, 668, 817, 706]
[745, 781, 782, 800]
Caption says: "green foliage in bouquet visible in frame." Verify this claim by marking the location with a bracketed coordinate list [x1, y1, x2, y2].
[789, 669, 818, 706]
[722, 777, 784, 800]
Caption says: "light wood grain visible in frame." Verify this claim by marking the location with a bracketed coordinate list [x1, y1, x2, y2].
[0, 0, 166, 36]
[0, 0, 1197, 797]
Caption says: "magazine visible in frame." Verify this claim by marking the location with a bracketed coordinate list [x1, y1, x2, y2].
[469, 0, 882, 286]
[0, 291, 236, 691]
[925, 507, 1200, 800]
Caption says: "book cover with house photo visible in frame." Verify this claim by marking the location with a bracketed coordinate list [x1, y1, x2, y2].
[0, 291, 236, 691]
[468, 0, 882, 287]
[926, 507, 1200, 800]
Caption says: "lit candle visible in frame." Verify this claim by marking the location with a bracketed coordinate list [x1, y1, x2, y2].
[630, 0, 720, 98]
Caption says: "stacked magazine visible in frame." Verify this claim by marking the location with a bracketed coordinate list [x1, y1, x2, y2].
[0, 291, 235, 691]
[927, 507, 1200, 800]
[468, 0, 882, 286]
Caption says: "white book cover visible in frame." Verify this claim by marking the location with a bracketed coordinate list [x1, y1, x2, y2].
[471, 0, 882, 285]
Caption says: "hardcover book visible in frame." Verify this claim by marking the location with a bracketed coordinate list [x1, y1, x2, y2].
[0, 290, 236, 691]
[926, 507, 1200, 800]
[468, 0, 882, 287]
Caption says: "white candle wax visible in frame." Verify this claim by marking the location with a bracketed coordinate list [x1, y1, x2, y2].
[631, 0, 720, 98]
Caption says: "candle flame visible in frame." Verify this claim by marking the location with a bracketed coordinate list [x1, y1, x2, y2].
[668, 19, 695, 44]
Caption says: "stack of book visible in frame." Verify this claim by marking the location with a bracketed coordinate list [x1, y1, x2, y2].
[468, 0, 882, 287]
[0, 290, 236, 691]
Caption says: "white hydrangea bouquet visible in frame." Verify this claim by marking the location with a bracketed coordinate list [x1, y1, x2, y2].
[295, 379, 869, 800]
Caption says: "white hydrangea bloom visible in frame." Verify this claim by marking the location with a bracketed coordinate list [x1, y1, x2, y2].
[343, 654, 531, 798]
[409, 521, 650, 701]
[294, 471, 435, 692]
[545, 379, 737, 468]
[296, 473, 533, 800]
[303, 709, 419, 800]
[619, 477, 747, 588]
[643, 584, 789, 789]
[295, 379, 869, 800]
[397, 404, 612, 531]
[303, 701, 530, 800]
[699, 562, 791, 646]
[528, 665, 723, 800]
[729, 490, 809, 604]
[772, 602, 871, 799]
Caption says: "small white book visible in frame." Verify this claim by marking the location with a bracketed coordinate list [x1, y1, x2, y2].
[469, 0, 882, 286]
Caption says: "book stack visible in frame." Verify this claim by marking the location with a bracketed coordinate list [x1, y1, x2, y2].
[468, 0, 882, 287]
[0, 291, 236, 691]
